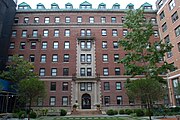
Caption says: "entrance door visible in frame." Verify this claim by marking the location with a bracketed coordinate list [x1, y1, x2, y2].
[82, 93, 91, 109]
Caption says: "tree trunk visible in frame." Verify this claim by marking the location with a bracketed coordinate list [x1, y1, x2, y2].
[28, 98, 32, 120]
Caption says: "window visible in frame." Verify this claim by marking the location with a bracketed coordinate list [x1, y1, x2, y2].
[34, 17, 39, 23]
[101, 17, 106, 23]
[102, 41, 107, 49]
[87, 83, 92, 91]
[117, 96, 123, 105]
[49, 96, 56, 106]
[80, 54, 85, 62]
[40, 54, 46, 63]
[62, 96, 68, 106]
[20, 42, 25, 49]
[80, 83, 92, 91]
[162, 23, 167, 32]
[14, 17, 19, 23]
[87, 41, 91, 49]
[87, 54, 92, 63]
[42, 42, 47, 49]
[8, 55, 13, 62]
[151, 18, 156, 24]
[178, 42, 180, 52]
[112, 29, 118, 36]
[103, 68, 109, 76]
[171, 11, 179, 23]
[80, 41, 91, 49]
[102, 29, 107, 36]
[77, 17, 82, 23]
[24, 17, 29, 23]
[158, 0, 163, 9]
[52, 54, 58, 62]
[63, 68, 69, 76]
[29, 54, 35, 62]
[32, 30, 38, 37]
[169, 0, 175, 10]
[89, 17, 94, 23]
[103, 54, 108, 62]
[64, 41, 70, 49]
[160, 11, 165, 20]
[22, 30, 27, 37]
[51, 68, 57, 76]
[80, 68, 85, 76]
[86, 29, 91, 36]
[164, 35, 173, 58]
[154, 30, 159, 37]
[55, 17, 60, 23]
[111, 17, 116, 23]
[44, 17, 50, 23]
[30, 42, 36, 49]
[121, 17, 125, 23]
[54, 29, 59, 37]
[39, 68, 45, 76]
[12, 30, 17, 37]
[9, 42, 15, 49]
[80, 29, 85, 36]
[53, 42, 58, 49]
[50, 82, 56, 91]
[123, 29, 128, 36]
[64, 54, 69, 62]
[116, 82, 121, 90]
[104, 96, 110, 105]
[115, 68, 120, 75]
[80, 83, 85, 91]
[18, 55, 24, 59]
[62, 82, 68, 91]
[81, 41, 85, 49]
[87, 68, 92, 76]
[65, 29, 70, 37]
[65, 17, 70, 23]
[113, 42, 118, 49]
[37, 97, 43, 106]
[175, 26, 180, 37]
[43, 30, 48, 37]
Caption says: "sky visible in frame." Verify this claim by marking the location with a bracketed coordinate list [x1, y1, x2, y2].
[17, 0, 157, 10]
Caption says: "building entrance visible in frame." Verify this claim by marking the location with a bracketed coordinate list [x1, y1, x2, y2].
[81, 93, 91, 109]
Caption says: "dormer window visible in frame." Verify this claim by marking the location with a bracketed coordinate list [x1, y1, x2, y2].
[126, 3, 134, 9]
[37, 3, 45, 10]
[51, 3, 59, 9]
[65, 3, 73, 9]
[112, 3, 120, 9]
[18, 2, 31, 10]
[141, 2, 152, 10]
[80, 1, 92, 9]
[98, 3, 106, 9]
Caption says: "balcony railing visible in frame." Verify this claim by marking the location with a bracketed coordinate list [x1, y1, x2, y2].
[72, 73, 100, 80]
[27, 34, 41, 41]
[77, 33, 95, 40]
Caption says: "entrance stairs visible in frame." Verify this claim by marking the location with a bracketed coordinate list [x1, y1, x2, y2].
[71, 109, 102, 116]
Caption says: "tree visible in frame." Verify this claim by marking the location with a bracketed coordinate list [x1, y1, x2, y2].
[18, 77, 46, 120]
[118, 9, 175, 120]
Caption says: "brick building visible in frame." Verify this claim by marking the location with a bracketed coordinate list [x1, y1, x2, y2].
[8, 1, 162, 111]
[156, 0, 180, 107]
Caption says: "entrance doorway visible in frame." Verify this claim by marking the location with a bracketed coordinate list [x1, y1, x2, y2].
[81, 93, 91, 109]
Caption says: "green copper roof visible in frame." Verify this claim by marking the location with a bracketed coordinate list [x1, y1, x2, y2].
[141, 2, 152, 7]
[80, 1, 92, 6]
[99, 3, 106, 6]
[113, 3, 120, 6]
[51, 3, 58, 6]
[127, 3, 134, 7]
[37, 3, 44, 6]
[66, 2, 72, 6]
[18, 2, 29, 7]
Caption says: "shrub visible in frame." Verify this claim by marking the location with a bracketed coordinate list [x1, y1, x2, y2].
[12, 113, 18, 118]
[144, 109, 153, 116]
[18, 111, 27, 119]
[114, 110, 118, 115]
[106, 109, 115, 115]
[119, 109, 125, 114]
[124, 109, 133, 115]
[134, 109, 144, 116]
[60, 109, 67, 116]
[29, 111, 37, 118]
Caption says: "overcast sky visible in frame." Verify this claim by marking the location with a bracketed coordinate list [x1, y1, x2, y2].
[17, 0, 157, 9]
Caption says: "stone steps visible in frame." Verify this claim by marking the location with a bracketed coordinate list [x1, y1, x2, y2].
[71, 109, 102, 116]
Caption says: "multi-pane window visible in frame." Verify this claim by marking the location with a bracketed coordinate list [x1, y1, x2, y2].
[80, 54, 85, 62]
[34, 17, 39, 23]
[22, 30, 27, 37]
[9, 42, 15, 49]
[151, 18, 157, 24]
[65, 29, 70, 37]
[111, 17, 116, 23]
[175, 26, 180, 37]
[62, 96, 68, 106]
[53, 42, 58, 49]
[55, 17, 60, 23]
[158, 0, 163, 9]
[123, 29, 128, 36]
[44, 17, 50, 23]
[32, 30, 38, 37]
[113, 42, 118, 49]
[86, 29, 91, 36]
[121, 17, 125, 23]
[64, 54, 69, 62]
[12, 30, 17, 37]
[162, 23, 167, 32]
[40, 54, 46, 63]
[87, 41, 91, 49]
[62, 82, 68, 91]
[154, 30, 159, 37]
[87, 54, 92, 62]
[19, 55, 24, 59]
[114, 54, 119, 62]
[64, 41, 70, 49]
[30, 42, 36, 49]
[101, 17, 106, 23]
[77, 17, 82, 23]
[164, 35, 173, 58]
[42, 42, 47, 49]
[54, 29, 59, 37]
[29, 55, 35, 62]
[115, 68, 120, 75]
[102, 29, 107, 36]
[116, 82, 121, 90]
[112, 29, 118, 36]
[39, 68, 45, 76]
[87, 68, 92, 76]
[52, 54, 58, 62]
[14, 17, 19, 23]
[103, 68, 109, 76]
[87, 83, 92, 91]
[89, 17, 94, 23]
[80, 68, 85, 76]
[104, 96, 110, 105]
[65, 17, 70, 23]
[103, 54, 108, 62]
[80, 29, 85, 36]
[51, 68, 57, 76]
[80, 83, 85, 91]
[37, 97, 43, 106]
[80, 83, 92, 91]
[20, 42, 25, 49]
[178, 42, 180, 52]
[49, 96, 56, 106]
[50, 82, 56, 91]
[171, 11, 179, 23]
[43, 30, 48, 37]
[160, 11, 165, 20]
[63, 68, 69, 76]
[102, 41, 107, 49]
[117, 96, 123, 105]
[8, 55, 13, 62]
[24, 17, 29, 23]
[80, 41, 91, 49]
[169, 0, 175, 10]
